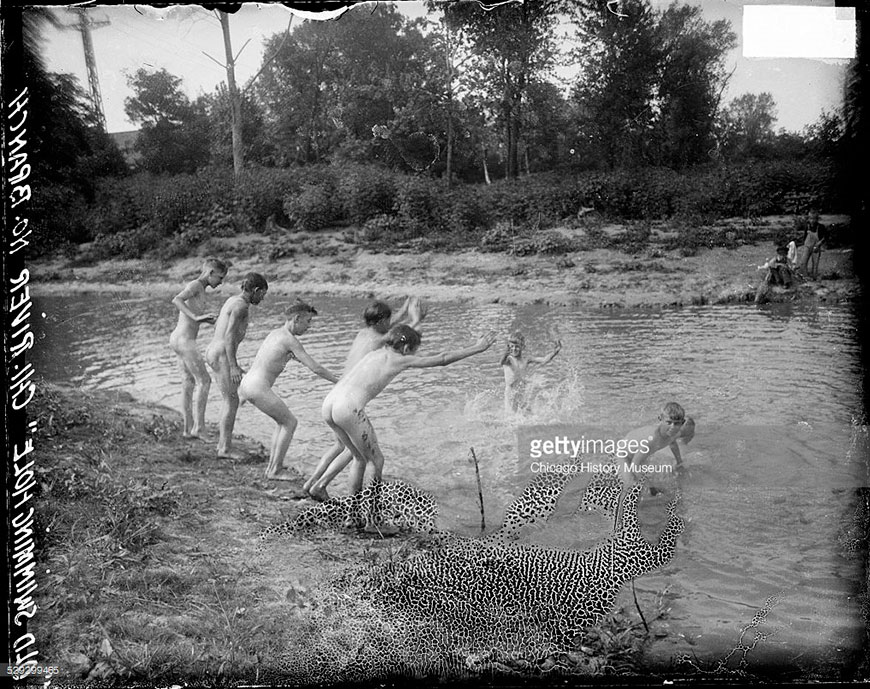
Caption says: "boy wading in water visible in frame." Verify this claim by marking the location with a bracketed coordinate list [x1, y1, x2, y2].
[169, 257, 228, 439]
[500, 332, 561, 413]
[238, 300, 339, 481]
[303, 297, 426, 501]
[622, 402, 695, 483]
[321, 324, 496, 533]
[206, 272, 268, 458]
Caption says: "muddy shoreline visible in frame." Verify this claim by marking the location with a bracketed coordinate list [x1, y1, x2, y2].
[31, 217, 859, 308]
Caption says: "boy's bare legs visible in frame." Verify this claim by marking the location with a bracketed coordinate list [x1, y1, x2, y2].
[172, 342, 211, 439]
[324, 402, 394, 533]
[211, 355, 242, 458]
[303, 442, 350, 500]
[252, 390, 298, 480]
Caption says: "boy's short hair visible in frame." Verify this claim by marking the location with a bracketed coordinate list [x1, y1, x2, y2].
[285, 299, 317, 318]
[661, 402, 685, 421]
[385, 324, 421, 353]
[508, 332, 526, 347]
[204, 257, 229, 273]
[241, 272, 268, 293]
[364, 301, 392, 326]
[775, 245, 788, 255]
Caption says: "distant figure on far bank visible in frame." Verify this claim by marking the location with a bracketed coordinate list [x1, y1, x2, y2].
[501, 332, 561, 413]
[238, 300, 339, 481]
[795, 208, 826, 279]
[205, 272, 269, 459]
[755, 244, 795, 303]
[169, 257, 229, 439]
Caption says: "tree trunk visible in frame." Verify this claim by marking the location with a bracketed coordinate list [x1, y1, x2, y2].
[482, 147, 491, 185]
[219, 11, 244, 177]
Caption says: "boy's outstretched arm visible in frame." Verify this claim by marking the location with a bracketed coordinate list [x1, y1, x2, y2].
[289, 340, 339, 384]
[406, 331, 497, 369]
[529, 340, 562, 366]
[669, 441, 683, 466]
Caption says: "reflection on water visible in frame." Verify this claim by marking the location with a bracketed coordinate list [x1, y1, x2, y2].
[31, 290, 866, 670]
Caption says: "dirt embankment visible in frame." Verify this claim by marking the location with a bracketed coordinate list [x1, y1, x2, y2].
[31, 216, 859, 307]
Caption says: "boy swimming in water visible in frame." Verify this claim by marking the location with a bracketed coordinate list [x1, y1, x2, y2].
[239, 300, 339, 481]
[501, 332, 561, 413]
[303, 297, 426, 500]
[622, 402, 694, 478]
[205, 272, 268, 458]
[169, 257, 228, 439]
[321, 324, 496, 532]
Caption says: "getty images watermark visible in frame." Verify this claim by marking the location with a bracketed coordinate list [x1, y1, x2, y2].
[521, 430, 673, 476]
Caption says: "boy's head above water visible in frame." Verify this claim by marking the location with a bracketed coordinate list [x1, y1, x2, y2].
[386, 324, 421, 355]
[507, 332, 525, 355]
[241, 272, 269, 304]
[364, 301, 392, 333]
[658, 402, 686, 436]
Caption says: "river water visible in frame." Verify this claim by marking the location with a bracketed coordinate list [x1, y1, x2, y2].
[31, 289, 867, 676]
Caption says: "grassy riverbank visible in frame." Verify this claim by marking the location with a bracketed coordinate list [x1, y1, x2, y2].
[30, 384, 675, 685]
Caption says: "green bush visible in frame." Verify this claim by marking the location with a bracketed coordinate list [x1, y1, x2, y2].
[394, 177, 446, 236]
[534, 231, 576, 255]
[90, 224, 164, 260]
[233, 167, 303, 230]
[284, 182, 341, 232]
[337, 164, 397, 225]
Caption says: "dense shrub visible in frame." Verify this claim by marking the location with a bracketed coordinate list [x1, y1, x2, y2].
[284, 184, 341, 232]
[337, 164, 397, 225]
[90, 224, 164, 260]
[233, 167, 303, 230]
[533, 231, 576, 255]
[358, 214, 401, 243]
[394, 177, 446, 236]
[479, 221, 519, 253]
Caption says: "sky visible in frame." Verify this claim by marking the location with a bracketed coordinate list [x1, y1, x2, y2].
[38, 0, 856, 135]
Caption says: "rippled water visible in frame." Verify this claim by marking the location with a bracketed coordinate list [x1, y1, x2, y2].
[31, 289, 867, 673]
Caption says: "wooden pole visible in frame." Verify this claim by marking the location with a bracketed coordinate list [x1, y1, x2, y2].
[469, 447, 485, 533]
[219, 10, 244, 176]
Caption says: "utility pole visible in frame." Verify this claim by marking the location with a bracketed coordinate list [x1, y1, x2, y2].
[62, 9, 110, 132]
[218, 10, 244, 176]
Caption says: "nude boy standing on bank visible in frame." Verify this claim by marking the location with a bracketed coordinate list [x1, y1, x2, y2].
[169, 257, 228, 439]
[205, 272, 268, 458]
[238, 300, 339, 480]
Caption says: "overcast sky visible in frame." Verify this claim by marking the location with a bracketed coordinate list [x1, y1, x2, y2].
[40, 0, 855, 134]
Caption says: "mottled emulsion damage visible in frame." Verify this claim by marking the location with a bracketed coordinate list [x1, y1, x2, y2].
[260, 467, 683, 682]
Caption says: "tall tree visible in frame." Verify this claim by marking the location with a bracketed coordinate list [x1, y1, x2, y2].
[569, 0, 661, 168]
[652, 2, 736, 168]
[256, 5, 434, 165]
[442, 0, 561, 179]
[717, 92, 778, 160]
[124, 67, 210, 174]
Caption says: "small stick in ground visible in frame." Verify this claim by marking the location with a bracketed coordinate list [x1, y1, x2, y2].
[631, 579, 650, 633]
[469, 446, 486, 533]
